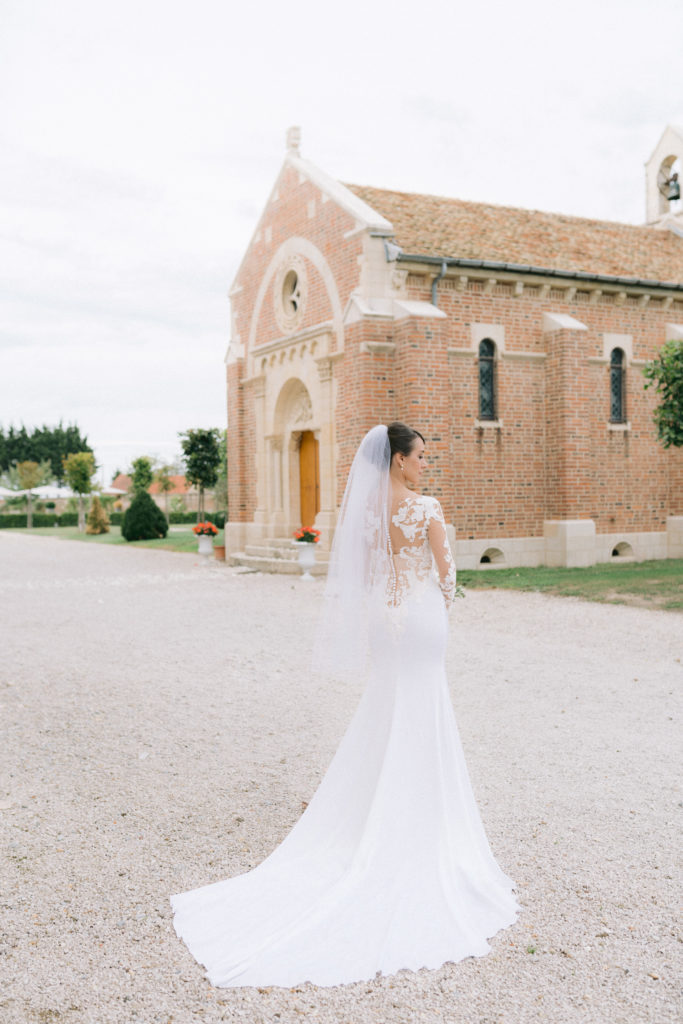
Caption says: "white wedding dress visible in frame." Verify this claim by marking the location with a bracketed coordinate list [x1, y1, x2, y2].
[171, 494, 520, 988]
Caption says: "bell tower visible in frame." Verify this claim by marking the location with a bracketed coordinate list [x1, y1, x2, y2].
[645, 124, 683, 225]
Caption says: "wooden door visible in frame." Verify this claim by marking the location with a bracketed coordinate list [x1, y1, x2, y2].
[299, 431, 320, 526]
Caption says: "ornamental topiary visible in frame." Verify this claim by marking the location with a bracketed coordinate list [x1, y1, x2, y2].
[85, 495, 110, 534]
[121, 491, 168, 541]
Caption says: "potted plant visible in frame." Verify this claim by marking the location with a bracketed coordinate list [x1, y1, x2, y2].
[293, 525, 321, 579]
[193, 520, 218, 556]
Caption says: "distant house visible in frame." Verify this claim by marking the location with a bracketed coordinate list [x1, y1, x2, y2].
[109, 473, 215, 514]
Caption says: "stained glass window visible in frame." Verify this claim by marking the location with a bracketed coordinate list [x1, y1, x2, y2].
[610, 348, 626, 423]
[479, 339, 496, 420]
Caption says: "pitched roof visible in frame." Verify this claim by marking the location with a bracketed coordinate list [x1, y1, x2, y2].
[344, 183, 683, 284]
[149, 474, 190, 496]
[110, 472, 193, 495]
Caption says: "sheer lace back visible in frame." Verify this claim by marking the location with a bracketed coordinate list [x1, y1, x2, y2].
[387, 495, 457, 609]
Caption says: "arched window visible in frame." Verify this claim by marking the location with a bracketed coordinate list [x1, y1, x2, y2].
[478, 339, 496, 420]
[610, 348, 626, 423]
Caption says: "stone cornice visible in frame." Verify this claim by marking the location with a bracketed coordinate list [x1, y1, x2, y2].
[251, 321, 334, 358]
[395, 253, 683, 300]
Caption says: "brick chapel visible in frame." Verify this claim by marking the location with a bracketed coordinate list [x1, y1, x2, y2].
[225, 125, 683, 569]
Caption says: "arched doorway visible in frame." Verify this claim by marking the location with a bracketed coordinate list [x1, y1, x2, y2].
[299, 430, 320, 526]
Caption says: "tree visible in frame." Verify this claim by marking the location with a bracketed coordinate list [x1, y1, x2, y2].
[1, 458, 52, 493]
[15, 461, 43, 528]
[643, 340, 683, 448]
[122, 491, 168, 541]
[0, 422, 92, 482]
[154, 463, 175, 518]
[62, 451, 96, 532]
[86, 495, 110, 535]
[131, 456, 154, 495]
[179, 428, 222, 521]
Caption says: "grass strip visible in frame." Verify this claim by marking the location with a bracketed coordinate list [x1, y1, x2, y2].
[4, 525, 204, 554]
[458, 559, 683, 611]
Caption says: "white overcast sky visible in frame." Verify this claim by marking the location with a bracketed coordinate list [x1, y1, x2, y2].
[2, 0, 682, 484]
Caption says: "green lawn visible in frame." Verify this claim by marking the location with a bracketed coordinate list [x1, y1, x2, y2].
[458, 559, 683, 611]
[5, 524, 206, 554]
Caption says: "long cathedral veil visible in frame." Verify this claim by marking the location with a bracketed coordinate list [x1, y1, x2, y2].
[312, 425, 391, 679]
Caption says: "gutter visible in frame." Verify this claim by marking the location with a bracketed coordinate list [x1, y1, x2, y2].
[431, 260, 448, 306]
[387, 250, 683, 294]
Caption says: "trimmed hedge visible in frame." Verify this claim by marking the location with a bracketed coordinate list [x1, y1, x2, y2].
[0, 512, 81, 528]
[0, 513, 63, 528]
[168, 511, 226, 527]
[0, 509, 225, 529]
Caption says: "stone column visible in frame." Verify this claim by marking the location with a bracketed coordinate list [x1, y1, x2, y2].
[315, 354, 339, 548]
[267, 435, 286, 534]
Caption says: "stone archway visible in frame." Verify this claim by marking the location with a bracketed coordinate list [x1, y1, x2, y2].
[268, 377, 319, 535]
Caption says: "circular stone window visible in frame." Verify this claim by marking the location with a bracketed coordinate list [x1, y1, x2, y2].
[275, 257, 307, 333]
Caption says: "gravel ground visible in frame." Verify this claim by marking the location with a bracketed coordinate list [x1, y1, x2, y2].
[0, 532, 680, 1024]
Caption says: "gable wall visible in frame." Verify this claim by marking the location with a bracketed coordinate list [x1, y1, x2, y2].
[227, 164, 365, 522]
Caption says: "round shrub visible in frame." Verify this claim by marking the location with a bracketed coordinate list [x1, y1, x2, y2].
[121, 491, 168, 541]
[86, 495, 110, 535]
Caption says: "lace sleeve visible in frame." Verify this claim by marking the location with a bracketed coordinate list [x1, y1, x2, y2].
[426, 499, 457, 609]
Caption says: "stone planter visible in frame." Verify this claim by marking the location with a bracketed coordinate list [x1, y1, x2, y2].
[197, 534, 213, 556]
[295, 541, 316, 580]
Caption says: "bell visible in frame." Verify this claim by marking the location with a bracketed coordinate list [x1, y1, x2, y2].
[668, 175, 681, 202]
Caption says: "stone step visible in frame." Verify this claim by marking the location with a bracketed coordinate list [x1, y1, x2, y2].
[243, 543, 297, 559]
[243, 538, 330, 560]
[230, 551, 328, 576]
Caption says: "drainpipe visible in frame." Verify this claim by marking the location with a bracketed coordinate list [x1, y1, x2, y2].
[431, 260, 448, 307]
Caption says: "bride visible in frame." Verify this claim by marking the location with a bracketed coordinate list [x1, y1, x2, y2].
[171, 422, 520, 987]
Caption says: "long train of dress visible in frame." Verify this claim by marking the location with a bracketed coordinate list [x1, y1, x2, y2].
[171, 502, 520, 987]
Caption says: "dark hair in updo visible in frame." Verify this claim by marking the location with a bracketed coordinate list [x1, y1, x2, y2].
[387, 422, 425, 459]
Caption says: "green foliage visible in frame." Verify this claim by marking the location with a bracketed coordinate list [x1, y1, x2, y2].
[154, 463, 175, 493]
[154, 463, 175, 515]
[57, 513, 78, 527]
[0, 512, 77, 528]
[1, 458, 53, 492]
[62, 451, 96, 494]
[15, 460, 43, 490]
[85, 495, 110, 535]
[179, 428, 221, 519]
[16, 460, 43, 528]
[0, 422, 92, 482]
[62, 451, 96, 532]
[131, 456, 154, 494]
[643, 339, 683, 448]
[121, 491, 168, 541]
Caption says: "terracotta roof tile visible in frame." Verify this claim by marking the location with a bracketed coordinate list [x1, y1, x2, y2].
[344, 183, 683, 284]
[149, 474, 190, 496]
[110, 473, 191, 495]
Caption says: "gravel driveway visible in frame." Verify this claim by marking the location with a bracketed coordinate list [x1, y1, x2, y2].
[0, 532, 680, 1024]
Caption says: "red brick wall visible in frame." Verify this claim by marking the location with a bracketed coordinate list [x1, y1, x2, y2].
[227, 164, 364, 521]
[228, 173, 683, 538]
